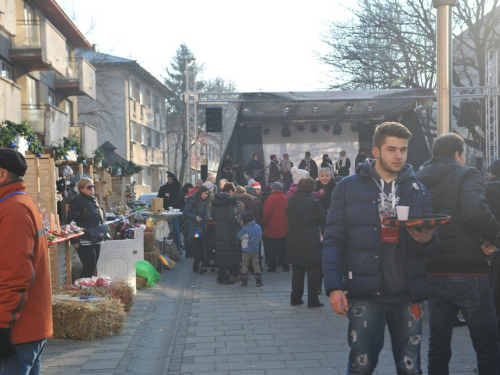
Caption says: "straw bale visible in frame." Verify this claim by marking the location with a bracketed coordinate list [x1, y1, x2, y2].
[52, 298, 125, 341]
[144, 231, 157, 252]
[53, 280, 134, 313]
[136, 276, 148, 290]
[165, 242, 181, 262]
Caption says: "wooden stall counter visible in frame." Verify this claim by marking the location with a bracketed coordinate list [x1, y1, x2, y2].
[47, 232, 84, 287]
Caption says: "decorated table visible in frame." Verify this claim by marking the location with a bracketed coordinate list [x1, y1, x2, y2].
[143, 211, 183, 242]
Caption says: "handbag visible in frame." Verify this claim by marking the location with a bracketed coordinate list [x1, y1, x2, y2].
[88, 224, 111, 244]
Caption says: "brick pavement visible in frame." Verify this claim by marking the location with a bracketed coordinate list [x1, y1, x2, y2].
[42, 257, 480, 374]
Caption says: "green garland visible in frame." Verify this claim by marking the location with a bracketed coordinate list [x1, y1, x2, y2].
[51, 137, 88, 164]
[111, 160, 137, 177]
[92, 147, 108, 168]
[0, 120, 43, 156]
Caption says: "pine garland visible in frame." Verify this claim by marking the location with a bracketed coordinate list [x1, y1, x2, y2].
[111, 160, 137, 177]
[51, 137, 88, 164]
[0, 120, 43, 156]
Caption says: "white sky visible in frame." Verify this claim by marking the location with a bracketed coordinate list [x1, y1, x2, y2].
[57, 0, 348, 92]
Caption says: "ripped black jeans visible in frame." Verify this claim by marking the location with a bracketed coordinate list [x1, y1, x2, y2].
[346, 299, 423, 375]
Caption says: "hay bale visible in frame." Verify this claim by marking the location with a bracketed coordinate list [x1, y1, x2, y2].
[52, 298, 125, 341]
[165, 242, 182, 262]
[136, 276, 148, 290]
[108, 281, 134, 313]
[144, 231, 157, 253]
[53, 281, 134, 313]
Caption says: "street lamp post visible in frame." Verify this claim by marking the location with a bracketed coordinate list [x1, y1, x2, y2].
[433, 0, 456, 135]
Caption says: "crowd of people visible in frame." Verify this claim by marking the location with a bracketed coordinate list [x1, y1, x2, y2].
[3, 119, 500, 374]
[160, 121, 500, 374]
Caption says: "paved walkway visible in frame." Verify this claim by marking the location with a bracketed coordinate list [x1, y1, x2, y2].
[42, 257, 479, 374]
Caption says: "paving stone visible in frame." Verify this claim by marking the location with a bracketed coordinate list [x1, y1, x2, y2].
[42, 254, 480, 375]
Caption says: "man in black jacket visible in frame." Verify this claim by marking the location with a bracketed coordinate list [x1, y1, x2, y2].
[298, 151, 318, 179]
[157, 172, 181, 250]
[417, 134, 500, 374]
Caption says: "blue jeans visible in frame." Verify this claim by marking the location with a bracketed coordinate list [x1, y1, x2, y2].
[0, 338, 46, 375]
[346, 299, 423, 375]
[427, 275, 500, 375]
[170, 217, 181, 250]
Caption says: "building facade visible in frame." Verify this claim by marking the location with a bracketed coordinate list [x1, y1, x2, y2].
[77, 49, 173, 196]
[0, 0, 97, 155]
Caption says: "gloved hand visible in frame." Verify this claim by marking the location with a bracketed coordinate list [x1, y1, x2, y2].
[0, 328, 16, 358]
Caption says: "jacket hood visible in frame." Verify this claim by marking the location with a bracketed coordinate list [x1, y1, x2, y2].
[357, 158, 416, 184]
[234, 192, 255, 201]
[213, 193, 237, 207]
[416, 156, 463, 187]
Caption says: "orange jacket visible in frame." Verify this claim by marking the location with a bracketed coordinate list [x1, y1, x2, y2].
[0, 180, 53, 344]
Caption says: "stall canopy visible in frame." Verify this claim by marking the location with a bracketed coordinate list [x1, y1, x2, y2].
[216, 88, 435, 185]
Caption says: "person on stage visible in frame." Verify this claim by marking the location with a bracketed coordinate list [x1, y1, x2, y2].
[298, 151, 318, 180]
[221, 154, 238, 182]
[280, 153, 293, 191]
[268, 154, 282, 184]
[245, 153, 266, 187]
[335, 151, 351, 177]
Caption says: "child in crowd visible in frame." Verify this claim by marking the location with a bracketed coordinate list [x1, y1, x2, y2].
[237, 211, 263, 287]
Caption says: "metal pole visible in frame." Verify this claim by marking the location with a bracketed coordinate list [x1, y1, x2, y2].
[433, 0, 456, 135]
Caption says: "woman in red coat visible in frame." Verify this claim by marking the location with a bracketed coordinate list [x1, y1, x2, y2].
[261, 182, 289, 272]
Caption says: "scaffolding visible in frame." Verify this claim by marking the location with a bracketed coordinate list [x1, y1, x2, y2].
[486, 50, 499, 166]
[184, 58, 197, 183]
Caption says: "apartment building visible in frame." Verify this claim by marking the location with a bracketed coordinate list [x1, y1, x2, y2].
[0, 0, 97, 155]
[77, 49, 173, 195]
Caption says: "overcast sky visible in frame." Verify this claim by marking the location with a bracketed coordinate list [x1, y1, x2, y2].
[57, 0, 348, 92]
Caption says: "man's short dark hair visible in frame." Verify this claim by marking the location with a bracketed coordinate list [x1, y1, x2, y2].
[373, 122, 413, 149]
[297, 177, 316, 194]
[305, 151, 311, 156]
[432, 133, 464, 158]
[222, 182, 235, 193]
[253, 153, 259, 158]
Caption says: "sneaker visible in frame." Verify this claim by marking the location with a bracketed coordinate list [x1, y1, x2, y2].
[223, 279, 236, 285]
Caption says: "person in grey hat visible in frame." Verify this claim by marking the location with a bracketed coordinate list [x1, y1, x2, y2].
[0, 149, 53, 373]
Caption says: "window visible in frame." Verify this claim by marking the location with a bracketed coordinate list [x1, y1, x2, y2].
[146, 90, 151, 108]
[26, 76, 38, 109]
[65, 100, 73, 123]
[134, 82, 140, 101]
[0, 59, 12, 79]
[141, 126, 146, 144]
[131, 122, 141, 142]
[150, 130, 156, 149]
[48, 89, 56, 106]
[139, 86, 144, 105]
[153, 95, 160, 113]
[142, 167, 149, 186]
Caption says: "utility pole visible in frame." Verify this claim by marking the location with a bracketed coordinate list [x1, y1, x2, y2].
[184, 58, 197, 183]
[433, 0, 456, 135]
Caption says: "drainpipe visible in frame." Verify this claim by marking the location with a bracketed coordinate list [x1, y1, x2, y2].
[433, 0, 456, 135]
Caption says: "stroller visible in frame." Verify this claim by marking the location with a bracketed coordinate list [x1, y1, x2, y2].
[200, 221, 217, 274]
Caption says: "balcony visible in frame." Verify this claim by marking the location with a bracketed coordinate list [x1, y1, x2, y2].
[0, 0, 16, 36]
[55, 58, 96, 99]
[68, 123, 97, 155]
[0, 75, 21, 122]
[10, 19, 66, 75]
[22, 104, 68, 146]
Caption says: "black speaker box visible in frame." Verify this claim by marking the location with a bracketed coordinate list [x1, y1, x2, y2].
[206, 108, 222, 132]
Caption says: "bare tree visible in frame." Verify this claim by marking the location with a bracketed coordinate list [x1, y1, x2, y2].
[320, 0, 500, 90]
